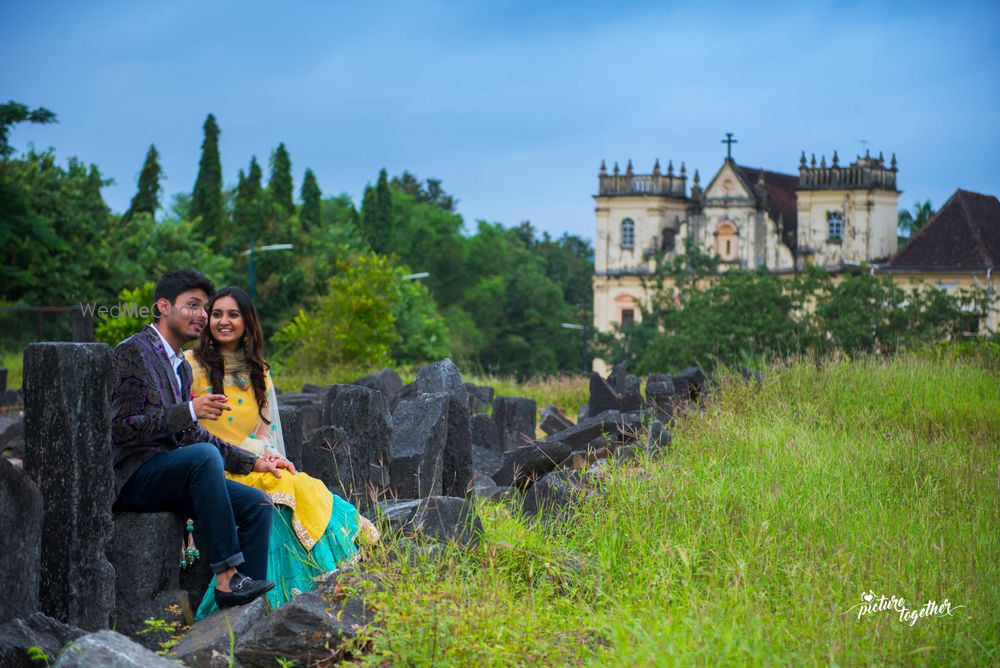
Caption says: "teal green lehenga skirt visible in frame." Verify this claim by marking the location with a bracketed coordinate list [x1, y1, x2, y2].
[194, 494, 361, 620]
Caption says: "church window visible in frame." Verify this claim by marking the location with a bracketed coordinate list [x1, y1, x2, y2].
[621, 218, 635, 249]
[715, 221, 738, 262]
[827, 212, 844, 241]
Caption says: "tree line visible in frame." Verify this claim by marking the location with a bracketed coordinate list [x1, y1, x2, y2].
[0, 103, 593, 377]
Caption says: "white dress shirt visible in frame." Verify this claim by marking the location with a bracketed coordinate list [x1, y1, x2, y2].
[150, 325, 198, 422]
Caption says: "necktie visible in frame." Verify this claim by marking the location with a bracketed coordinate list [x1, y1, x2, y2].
[177, 358, 193, 399]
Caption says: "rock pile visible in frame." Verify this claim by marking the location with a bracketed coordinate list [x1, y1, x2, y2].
[1, 343, 718, 666]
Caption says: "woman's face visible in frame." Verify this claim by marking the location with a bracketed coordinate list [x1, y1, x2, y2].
[209, 296, 246, 349]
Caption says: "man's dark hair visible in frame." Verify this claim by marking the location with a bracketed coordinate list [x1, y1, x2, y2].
[153, 269, 215, 320]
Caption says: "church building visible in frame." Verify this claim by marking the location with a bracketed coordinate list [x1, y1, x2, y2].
[592, 137, 901, 341]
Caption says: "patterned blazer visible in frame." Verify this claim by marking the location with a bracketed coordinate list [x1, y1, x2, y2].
[110, 325, 258, 496]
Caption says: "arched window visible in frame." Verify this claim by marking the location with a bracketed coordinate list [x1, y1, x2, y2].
[620, 218, 635, 249]
[827, 212, 844, 241]
[714, 221, 739, 262]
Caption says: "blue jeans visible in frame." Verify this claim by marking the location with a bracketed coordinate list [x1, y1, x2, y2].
[114, 443, 273, 580]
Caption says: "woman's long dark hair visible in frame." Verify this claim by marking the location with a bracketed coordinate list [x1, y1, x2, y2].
[192, 286, 271, 424]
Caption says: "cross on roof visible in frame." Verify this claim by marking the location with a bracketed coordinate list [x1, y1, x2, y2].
[722, 132, 738, 159]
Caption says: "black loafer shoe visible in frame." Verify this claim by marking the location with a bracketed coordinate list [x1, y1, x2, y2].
[214, 572, 275, 608]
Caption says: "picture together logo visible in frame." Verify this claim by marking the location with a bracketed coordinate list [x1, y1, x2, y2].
[843, 589, 964, 627]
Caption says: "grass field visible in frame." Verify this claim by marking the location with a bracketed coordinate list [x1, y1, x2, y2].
[350, 353, 999, 666]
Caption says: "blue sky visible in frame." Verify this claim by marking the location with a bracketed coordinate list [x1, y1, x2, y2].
[3, 0, 999, 241]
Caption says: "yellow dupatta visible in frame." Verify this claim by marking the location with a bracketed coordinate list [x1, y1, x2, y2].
[185, 350, 332, 551]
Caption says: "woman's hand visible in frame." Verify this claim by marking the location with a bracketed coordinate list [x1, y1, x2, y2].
[252, 453, 297, 478]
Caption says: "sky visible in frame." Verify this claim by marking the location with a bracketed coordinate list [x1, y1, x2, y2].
[3, 0, 999, 242]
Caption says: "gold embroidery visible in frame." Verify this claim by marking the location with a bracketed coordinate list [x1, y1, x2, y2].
[265, 492, 317, 551]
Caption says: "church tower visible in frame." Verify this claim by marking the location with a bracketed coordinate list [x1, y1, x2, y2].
[592, 158, 688, 332]
[795, 150, 899, 267]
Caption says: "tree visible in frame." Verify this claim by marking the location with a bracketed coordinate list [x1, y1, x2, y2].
[273, 253, 401, 369]
[0, 150, 117, 303]
[0, 100, 56, 157]
[192, 113, 223, 246]
[300, 168, 321, 231]
[359, 168, 393, 254]
[898, 199, 935, 239]
[122, 144, 162, 222]
[233, 156, 265, 240]
[269, 143, 294, 216]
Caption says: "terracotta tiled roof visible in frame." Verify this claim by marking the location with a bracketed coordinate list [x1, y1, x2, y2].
[889, 189, 1000, 270]
[734, 164, 800, 250]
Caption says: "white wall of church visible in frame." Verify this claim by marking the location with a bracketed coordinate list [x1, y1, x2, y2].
[797, 190, 898, 267]
[594, 196, 687, 274]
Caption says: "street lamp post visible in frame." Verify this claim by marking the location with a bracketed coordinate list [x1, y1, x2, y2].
[560, 322, 590, 373]
[242, 240, 294, 299]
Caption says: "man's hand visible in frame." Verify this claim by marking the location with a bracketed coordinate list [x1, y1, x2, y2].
[252, 454, 297, 478]
[193, 394, 231, 420]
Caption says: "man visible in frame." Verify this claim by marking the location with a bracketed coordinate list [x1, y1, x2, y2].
[111, 269, 295, 607]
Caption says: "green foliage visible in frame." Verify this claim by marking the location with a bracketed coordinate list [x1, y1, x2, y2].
[233, 156, 265, 244]
[300, 167, 321, 231]
[0, 149, 117, 303]
[273, 253, 401, 369]
[458, 221, 583, 378]
[191, 113, 224, 247]
[359, 168, 394, 254]
[94, 283, 155, 345]
[268, 142, 294, 216]
[391, 170, 456, 211]
[392, 271, 451, 365]
[357, 354, 999, 665]
[0, 100, 56, 157]
[898, 198, 935, 239]
[110, 214, 233, 291]
[389, 188, 467, 305]
[597, 241, 990, 373]
[123, 144, 162, 222]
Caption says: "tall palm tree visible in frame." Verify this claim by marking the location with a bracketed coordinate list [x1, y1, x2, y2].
[898, 199, 935, 239]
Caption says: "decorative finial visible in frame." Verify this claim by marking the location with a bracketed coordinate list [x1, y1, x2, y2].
[652, 159, 661, 176]
[693, 169, 700, 185]
[878, 151, 884, 165]
[613, 161, 620, 176]
[680, 162, 686, 177]
[599, 160, 607, 175]
[625, 159, 634, 176]
[800, 151, 807, 168]
[820, 155, 827, 168]
[865, 148, 871, 158]
[832, 150, 839, 167]
[667, 160, 674, 176]
[890, 153, 897, 170]
[811, 153, 816, 168]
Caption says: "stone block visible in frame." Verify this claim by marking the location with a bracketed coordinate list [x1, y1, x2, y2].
[389, 393, 448, 498]
[492, 396, 537, 452]
[23, 343, 115, 631]
[0, 458, 43, 624]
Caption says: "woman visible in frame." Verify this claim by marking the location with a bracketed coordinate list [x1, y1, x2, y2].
[185, 286, 377, 619]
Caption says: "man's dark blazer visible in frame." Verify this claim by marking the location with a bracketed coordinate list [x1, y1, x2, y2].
[110, 324, 258, 497]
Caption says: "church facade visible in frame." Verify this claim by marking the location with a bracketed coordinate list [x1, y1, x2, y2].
[592, 143, 900, 353]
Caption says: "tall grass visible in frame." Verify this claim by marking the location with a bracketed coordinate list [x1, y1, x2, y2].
[356, 353, 999, 666]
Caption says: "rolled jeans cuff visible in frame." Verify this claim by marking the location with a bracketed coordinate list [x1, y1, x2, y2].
[210, 551, 245, 574]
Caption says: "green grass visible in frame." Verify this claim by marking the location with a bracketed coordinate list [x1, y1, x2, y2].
[352, 353, 999, 666]
[1, 349, 23, 389]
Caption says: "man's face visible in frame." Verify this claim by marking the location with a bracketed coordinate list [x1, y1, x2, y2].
[160, 288, 209, 343]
